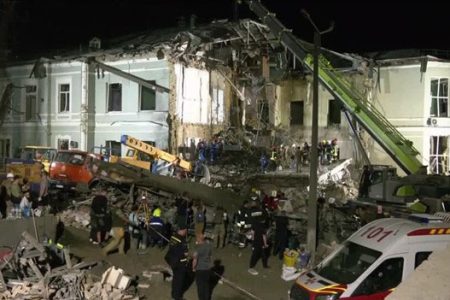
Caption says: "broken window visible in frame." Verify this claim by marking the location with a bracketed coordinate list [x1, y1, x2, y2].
[58, 83, 70, 113]
[140, 82, 156, 111]
[328, 99, 341, 126]
[108, 83, 122, 112]
[25, 85, 37, 121]
[211, 88, 224, 124]
[430, 78, 448, 117]
[429, 136, 449, 174]
[290, 101, 304, 126]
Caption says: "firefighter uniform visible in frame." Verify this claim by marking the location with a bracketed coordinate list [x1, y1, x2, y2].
[165, 231, 189, 300]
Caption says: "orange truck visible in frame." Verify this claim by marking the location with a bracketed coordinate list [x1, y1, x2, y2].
[49, 150, 94, 191]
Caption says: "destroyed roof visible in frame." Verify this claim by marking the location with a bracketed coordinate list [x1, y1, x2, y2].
[5, 17, 357, 72]
[364, 49, 450, 66]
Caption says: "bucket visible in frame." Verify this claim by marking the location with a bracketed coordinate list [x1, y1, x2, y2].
[283, 250, 299, 267]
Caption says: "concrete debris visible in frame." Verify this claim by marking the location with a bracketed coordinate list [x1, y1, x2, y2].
[58, 206, 91, 230]
[101, 266, 132, 291]
[0, 231, 102, 300]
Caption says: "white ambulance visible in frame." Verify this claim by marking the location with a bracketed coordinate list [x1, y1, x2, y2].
[289, 214, 450, 300]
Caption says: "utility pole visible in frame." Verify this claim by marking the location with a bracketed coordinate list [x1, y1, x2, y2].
[302, 9, 334, 263]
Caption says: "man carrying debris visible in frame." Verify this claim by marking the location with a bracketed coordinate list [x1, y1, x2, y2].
[101, 207, 128, 256]
[165, 222, 189, 300]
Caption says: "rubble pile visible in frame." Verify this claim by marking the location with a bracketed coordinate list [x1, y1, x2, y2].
[58, 205, 91, 230]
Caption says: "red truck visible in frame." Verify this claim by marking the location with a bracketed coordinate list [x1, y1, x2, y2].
[49, 150, 94, 191]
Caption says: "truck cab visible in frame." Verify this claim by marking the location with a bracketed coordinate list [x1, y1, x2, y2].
[49, 150, 94, 190]
[290, 215, 450, 299]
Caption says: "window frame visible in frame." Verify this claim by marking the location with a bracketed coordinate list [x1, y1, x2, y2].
[107, 83, 122, 112]
[430, 78, 449, 118]
[25, 84, 38, 121]
[290, 100, 304, 126]
[139, 82, 157, 111]
[58, 83, 71, 113]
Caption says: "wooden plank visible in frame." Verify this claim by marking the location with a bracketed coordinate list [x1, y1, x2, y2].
[63, 249, 72, 269]
[27, 259, 43, 279]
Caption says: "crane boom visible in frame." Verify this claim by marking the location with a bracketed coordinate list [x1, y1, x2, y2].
[121, 135, 192, 172]
[246, 0, 423, 174]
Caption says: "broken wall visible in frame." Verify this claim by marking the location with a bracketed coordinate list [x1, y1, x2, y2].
[174, 64, 231, 152]
[274, 78, 353, 159]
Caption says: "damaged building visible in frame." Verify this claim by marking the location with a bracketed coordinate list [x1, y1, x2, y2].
[0, 17, 450, 176]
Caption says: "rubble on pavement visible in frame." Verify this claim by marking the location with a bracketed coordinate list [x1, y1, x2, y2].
[0, 231, 141, 300]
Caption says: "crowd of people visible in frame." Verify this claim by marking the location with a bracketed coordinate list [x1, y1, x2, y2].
[0, 169, 50, 219]
[260, 138, 340, 173]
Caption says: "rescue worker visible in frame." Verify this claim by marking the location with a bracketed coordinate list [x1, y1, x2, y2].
[213, 206, 227, 248]
[148, 206, 165, 248]
[359, 165, 372, 198]
[272, 211, 289, 260]
[248, 218, 269, 275]
[234, 200, 251, 248]
[295, 146, 302, 172]
[260, 153, 269, 173]
[165, 222, 189, 300]
[128, 205, 143, 250]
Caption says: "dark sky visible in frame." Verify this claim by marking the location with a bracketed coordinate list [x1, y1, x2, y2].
[6, 0, 450, 58]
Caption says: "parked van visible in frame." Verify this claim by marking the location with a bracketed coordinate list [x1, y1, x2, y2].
[49, 150, 94, 190]
[290, 215, 450, 300]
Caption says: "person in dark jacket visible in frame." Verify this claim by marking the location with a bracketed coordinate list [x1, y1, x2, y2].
[165, 222, 189, 300]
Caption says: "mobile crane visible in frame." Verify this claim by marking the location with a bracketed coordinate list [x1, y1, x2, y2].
[120, 135, 192, 173]
[245, 0, 423, 176]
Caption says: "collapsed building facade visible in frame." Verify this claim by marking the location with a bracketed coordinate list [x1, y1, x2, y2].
[0, 17, 450, 175]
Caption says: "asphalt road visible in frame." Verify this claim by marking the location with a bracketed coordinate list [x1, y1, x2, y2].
[61, 226, 293, 300]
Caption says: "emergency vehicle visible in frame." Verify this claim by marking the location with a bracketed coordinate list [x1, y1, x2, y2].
[289, 214, 450, 300]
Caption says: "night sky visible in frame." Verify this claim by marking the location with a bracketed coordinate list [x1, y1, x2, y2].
[5, 0, 450, 59]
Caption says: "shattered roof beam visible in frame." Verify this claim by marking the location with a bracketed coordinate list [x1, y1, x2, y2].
[91, 59, 170, 93]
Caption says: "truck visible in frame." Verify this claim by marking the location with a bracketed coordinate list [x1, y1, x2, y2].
[289, 214, 450, 299]
[48, 150, 94, 191]
[120, 135, 192, 173]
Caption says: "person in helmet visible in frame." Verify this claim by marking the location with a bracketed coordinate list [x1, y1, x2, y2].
[146, 206, 165, 249]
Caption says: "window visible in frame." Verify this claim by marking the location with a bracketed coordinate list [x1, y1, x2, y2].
[108, 83, 122, 112]
[211, 88, 224, 124]
[57, 139, 69, 150]
[429, 136, 448, 174]
[140, 82, 156, 111]
[430, 78, 448, 117]
[58, 84, 70, 113]
[290, 101, 304, 125]
[105, 140, 122, 157]
[25, 85, 37, 121]
[415, 252, 432, 269]
[314, 241, 381, 284]
[353, 257, 404, 296]
[328, 99, 341, 125]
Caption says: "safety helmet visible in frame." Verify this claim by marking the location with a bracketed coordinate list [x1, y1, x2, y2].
[153, 207, 161, 217]
[6, 173, 14, 179]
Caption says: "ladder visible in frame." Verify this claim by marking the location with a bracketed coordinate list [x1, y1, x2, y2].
[245, 0, 423, 175]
